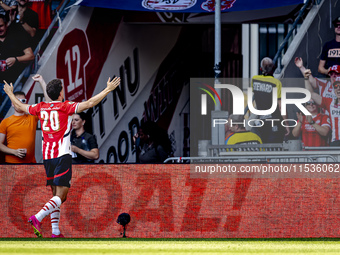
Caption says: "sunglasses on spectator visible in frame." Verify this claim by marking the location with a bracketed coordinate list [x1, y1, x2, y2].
[334, 24, 340, 28]
[333, 83, 340, 89]
[305, 101, 316, 106]
[17, 98, 27, 103]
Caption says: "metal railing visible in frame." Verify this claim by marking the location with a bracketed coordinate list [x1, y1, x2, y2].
[0, 0, 71, 116]
[273, 0, 315, 71]
[165, 142, 340, 163]
[164, 151, 338, 163]
[304, 146, 340, 151]
[207, 143, 285, 157]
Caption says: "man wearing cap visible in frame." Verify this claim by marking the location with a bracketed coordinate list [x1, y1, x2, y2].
[318, 16, 340, 76]
[304, 70, 340, 146]
[295, 57, 339, 101]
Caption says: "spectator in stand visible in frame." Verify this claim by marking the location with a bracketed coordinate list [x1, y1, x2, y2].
[0, 0, 17, 16]
[133, 121, 171, 163]
[0, 74, 48, 162]
[9, 0, 39, 39]
[0, 91, 38, 163]
[28, 0, 51, 30]
[295, 57, 338, 100]
[251, 57, 290, 143]
[304, 69, 340, 146]
[318, 16, 340, 76]
[225, 114, 262, 146]
[292, 99, 330, 148]
[0, 14, 34, 120]
[71, 112, 99, 163]
[0, 13, 34, 81]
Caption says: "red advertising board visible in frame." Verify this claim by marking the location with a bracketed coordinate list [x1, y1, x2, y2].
[1, 164, 340, 238]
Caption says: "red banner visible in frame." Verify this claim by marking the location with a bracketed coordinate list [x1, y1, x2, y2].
[1, 164, 340, 238]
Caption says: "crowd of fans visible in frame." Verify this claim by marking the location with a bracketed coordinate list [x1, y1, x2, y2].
[0, 0, 68, 121]
[290, 16, 340, 148]
[224, 16, 340, 150]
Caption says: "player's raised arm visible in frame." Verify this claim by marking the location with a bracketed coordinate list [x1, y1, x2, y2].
[32, 74, 51, 102]
[77, 77, 120, 113]
[303, 72, 322, 106]
[3, 80, 29, 113]
[294, 57, 317, 89]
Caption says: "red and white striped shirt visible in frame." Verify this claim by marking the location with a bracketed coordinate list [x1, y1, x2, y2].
[316, 78, 336, 100]
[321, 97, 340, 142]
[28, 101, 79, 160]
[300, 114, 331, 147]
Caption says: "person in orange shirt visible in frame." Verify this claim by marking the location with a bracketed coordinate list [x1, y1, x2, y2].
[0, 91, 38, 163]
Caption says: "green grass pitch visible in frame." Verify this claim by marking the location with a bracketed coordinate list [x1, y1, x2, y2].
[1, 238, 340, 254]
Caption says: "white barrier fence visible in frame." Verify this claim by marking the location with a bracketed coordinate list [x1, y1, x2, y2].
[165, 144, 340, 163]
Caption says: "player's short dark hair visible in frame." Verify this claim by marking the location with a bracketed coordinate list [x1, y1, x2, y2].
[46, 79, 63, 100]
[14, 91, 26, 97]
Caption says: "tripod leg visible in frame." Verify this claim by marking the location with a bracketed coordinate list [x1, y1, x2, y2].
[123, 225, 127, 238]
